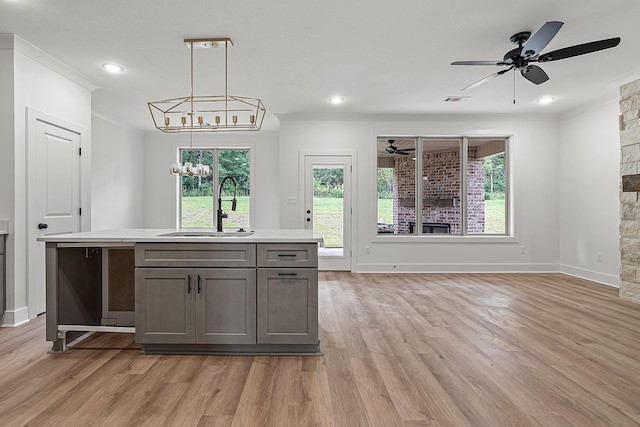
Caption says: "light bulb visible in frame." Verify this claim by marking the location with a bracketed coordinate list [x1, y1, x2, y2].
[103, 63, 123, 73]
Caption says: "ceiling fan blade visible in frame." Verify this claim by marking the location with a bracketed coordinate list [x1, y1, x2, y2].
[537, 37, 621, 62]
[462, 67, 511, 91]
[451, 61, 508, 66]
[521, 21, 564, 58]
[521, 65, 549, 85]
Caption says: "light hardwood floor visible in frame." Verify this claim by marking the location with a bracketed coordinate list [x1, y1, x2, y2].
[1, 272, 640, 426]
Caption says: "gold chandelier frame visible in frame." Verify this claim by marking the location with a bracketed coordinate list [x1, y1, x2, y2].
[148, 38, 266, 133]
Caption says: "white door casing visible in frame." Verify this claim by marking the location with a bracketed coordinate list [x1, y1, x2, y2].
[301, 152, 354, 271]
[27, 108, 86, 318]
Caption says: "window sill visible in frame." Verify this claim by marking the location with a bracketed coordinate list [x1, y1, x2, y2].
[372, 234, 517, 244]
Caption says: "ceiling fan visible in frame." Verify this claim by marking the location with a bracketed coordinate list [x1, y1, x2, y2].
[385, 140, 415, 155]
[451, 21, 621, 91]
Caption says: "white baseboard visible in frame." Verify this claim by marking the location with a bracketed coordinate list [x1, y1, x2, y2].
[353, 262, 560, 273]
[559, 264, 620, 288]
[0, 306, 30, 327]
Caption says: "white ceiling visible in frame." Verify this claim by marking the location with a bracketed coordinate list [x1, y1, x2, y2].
[1, 0, 639, 133]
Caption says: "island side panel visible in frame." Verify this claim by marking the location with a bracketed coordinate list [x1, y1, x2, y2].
[45, 243, 59, 344]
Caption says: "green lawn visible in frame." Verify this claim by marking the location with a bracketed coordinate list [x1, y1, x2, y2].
[182, 196, 506, 242]
[484, 198, 506, 234]
[313, 198, 344, 248]
[182, 196, 250, 228]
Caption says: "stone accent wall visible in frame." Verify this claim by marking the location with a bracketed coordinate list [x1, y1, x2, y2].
[392, 148, 485, 234]
[620, 79, 640, 303]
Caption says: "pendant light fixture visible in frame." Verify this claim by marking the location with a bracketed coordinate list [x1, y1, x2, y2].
[169, 129, 210, 176]
[148, 38, 266, 133]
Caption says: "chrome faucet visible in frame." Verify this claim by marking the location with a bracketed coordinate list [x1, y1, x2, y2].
[216, 176, 238, 232]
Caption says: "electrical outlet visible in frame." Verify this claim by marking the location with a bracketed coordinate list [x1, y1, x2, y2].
[365, 246, 370, 254]
[597, 253, 603, 262]
[520, 246, 525, 254]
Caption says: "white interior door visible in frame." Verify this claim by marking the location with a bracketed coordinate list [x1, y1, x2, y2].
[302, 154, 352, 271]
[28, 118, 81, 317]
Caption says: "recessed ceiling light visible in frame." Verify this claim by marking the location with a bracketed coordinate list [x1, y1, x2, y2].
[444, 96, 471, 102]
[103, 63, 123, 73]
[329, 96, 345, 104]
[537, 96, 555, 104]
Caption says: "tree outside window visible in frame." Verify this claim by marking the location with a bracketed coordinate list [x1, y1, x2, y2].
[180, 148, 250, 229]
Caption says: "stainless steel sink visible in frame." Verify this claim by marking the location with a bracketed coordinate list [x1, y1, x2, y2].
[159, 230, 255, 237]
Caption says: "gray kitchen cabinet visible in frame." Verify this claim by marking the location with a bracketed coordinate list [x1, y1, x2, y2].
[135, 267, 256, 345]
[257, 244, 318, 345]
[135, 268, 194, 344]
[196, 268, 256, 344]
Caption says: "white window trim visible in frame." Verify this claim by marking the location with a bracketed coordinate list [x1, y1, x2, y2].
[174, 144, 255, 230]
[372, 134, 514, 243]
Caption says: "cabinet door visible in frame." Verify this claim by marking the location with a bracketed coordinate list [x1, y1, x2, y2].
[195, 269, 256, 344]
[257, 269, 318, 344]
[135, 268, 195, 344]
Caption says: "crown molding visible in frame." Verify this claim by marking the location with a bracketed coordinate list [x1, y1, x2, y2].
[274, 112, 560, 123]
[0, 33, 98, 91]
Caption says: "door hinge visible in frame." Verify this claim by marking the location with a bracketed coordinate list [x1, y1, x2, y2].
[79, 208, 82, 216]
[79, 147, 82, 156]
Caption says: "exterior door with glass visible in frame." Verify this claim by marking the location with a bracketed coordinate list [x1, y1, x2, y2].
[302, 154, 352, 271]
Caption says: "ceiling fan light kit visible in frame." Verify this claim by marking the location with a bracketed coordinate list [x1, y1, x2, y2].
[148, 38, 266, 133]
[385, 139, 416, 155]
[452, 21, 621, 92]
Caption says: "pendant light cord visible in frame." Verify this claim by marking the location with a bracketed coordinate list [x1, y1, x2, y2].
[513, 70, 516, 105]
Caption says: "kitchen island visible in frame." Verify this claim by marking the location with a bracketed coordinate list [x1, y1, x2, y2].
[40, 229, 322, 355]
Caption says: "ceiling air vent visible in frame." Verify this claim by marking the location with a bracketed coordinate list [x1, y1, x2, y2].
[444, 96, 471, 102]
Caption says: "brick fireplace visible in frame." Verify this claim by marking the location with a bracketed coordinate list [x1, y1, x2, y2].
[392, 148, 486, 234]
[619, 79, 640, 303]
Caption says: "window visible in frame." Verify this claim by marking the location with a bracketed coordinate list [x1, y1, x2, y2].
[468, 140, 506, 234]
[179, 148, 250, 229]
[376, 137, 508, 236]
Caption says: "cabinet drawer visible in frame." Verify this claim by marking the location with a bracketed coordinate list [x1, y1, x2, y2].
[135, 243, 256, 268]
[257, 244, 317, 268]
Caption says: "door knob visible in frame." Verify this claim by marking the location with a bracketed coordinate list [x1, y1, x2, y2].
[306, 218, 311, 222]
[38, 223, 48, 230]
[306, 210, 311, 214]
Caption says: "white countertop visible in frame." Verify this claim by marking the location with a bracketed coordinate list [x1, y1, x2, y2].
[0, 219, 7, 235]
[37, 228, 323, 244]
